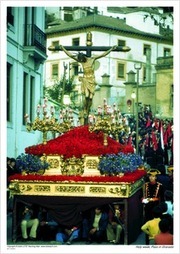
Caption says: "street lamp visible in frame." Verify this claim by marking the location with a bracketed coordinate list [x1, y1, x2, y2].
[134, 63, 142, 154]
[131, 92, 136, 117]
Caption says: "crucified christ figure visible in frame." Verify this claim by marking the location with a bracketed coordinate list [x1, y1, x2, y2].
[59, 44, 117, 122]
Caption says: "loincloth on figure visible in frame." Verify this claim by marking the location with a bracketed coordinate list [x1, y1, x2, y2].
[79, 74, 96, 98]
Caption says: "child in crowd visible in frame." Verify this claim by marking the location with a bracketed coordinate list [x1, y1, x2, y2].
[154, 218, 173, 245]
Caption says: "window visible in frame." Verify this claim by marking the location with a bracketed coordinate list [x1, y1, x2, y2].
[143, 66, 146, 82]
[22, 73, 35, 125]
[117, 62, 126, 79]
[71, 63, 79, 76]
[72, 38, 80, 46]
[7, 7, 14, 26]
[52, 41, 60, 53]
[63, 7, 73, 22]
[118, 40, 126, 47]
[164, 48, 171, 57]
[22, 72, 28, 125]
[51, 64, 59, 80]
[143, 44, 151, 56]
[30, 76, 35, 123]
[7, 63, 12, 122]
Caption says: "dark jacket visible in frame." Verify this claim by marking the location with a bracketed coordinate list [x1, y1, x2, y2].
[89, 211, 108, 232]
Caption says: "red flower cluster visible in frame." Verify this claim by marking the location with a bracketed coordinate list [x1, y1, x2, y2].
[8, 169, 146, 183]
[25, 125, 134, 158]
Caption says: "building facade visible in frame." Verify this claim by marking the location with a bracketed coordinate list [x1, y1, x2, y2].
[7, 7, 47, 157]
[45, 7, 173, 116]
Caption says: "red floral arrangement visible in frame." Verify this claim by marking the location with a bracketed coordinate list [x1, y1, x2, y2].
[25, 125, 134, 158]
[8, 169, 146, 183]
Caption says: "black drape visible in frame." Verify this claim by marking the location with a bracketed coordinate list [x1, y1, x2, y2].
[14, 195, 121, 227]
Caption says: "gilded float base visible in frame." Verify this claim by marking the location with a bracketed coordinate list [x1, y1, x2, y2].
[9, 177, 144, 198]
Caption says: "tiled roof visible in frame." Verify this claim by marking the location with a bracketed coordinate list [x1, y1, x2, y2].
[46, 14, 172, 42]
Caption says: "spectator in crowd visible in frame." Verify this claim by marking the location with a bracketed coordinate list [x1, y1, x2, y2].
[154, 218, 173, 245]
[158, 190, 174, 235]
[166, 166, 173, 192]
[7, 157, 11, 170]
[141, 205, 162, 245]
[106, 203, 123, 244]
[7, 158, 18, 185]
[156, 164, 171, 192]
[83, 206, 108, 244]
[21, 204, 39, 241]
[158, 202, 173, 235]
[7, 157, 18, 212]
[163, 190, 173, 217]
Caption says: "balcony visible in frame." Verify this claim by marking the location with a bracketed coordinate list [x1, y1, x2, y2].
[156, 56, 173, 70]
[23, 24, 47, 69]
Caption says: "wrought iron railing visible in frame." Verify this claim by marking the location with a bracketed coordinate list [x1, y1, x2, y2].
[24, 24, 46, 54]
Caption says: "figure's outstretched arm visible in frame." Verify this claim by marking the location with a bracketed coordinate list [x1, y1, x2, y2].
[59, 45, 77, 61]
[94, 45, 118, 60]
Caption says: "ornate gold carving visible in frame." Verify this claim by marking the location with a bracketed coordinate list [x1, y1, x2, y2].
[48, 158, 60, 168]
[8, 183, 32, 194]
[61, 156, 85, 176]
[109, 184, 128, 196]
[85, 156, 99, 170]
[89, 186, 106, 193]
[55, 186, 85, 193]
[45, 155, 63, 169]
[19, 184, 33, 192]
[129, 178, 145, 196]
[8, 182, 21, 193]
[34, 185, 51, 192]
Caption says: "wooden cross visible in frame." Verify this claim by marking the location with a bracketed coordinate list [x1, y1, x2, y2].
[48, 32, 131, 124]
[48, 32, 130, 56]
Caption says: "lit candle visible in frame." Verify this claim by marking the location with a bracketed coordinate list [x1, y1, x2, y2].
[111, 115, 115, 123]
[50, 105, 55, 114]
[59, 114, 63, 123]
[89, 114, 93, 123]
[44, 97, 48, 104]
[93, 116, 96, 123]
[42, 104, 46, 112]
[37, 104, 40, 113]
[24, 114, 30, 123]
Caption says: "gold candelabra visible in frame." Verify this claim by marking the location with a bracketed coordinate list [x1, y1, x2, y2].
[25, 98, 74, 144]
[89, 99, 127, 146]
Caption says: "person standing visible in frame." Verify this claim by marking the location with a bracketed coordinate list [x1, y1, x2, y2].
[142, 169, 164, 222]
[142, 169, 164, 244]
[141, 205, 162, 245]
